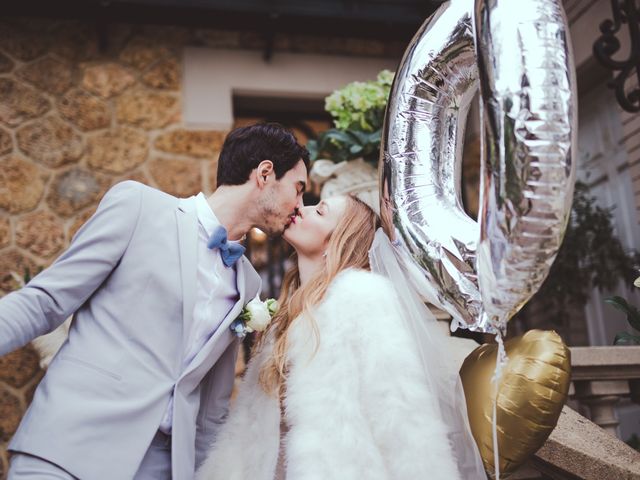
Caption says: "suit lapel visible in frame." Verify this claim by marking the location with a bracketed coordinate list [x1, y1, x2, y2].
[175, 198, 199, 354]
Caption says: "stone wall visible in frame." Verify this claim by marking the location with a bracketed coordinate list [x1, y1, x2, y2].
[0, 17, 404, 475]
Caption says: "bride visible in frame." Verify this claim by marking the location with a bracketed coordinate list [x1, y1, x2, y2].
[197, 195, 485, 480]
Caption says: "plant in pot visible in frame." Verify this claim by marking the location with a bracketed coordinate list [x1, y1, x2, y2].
[307, 70, 393, 213]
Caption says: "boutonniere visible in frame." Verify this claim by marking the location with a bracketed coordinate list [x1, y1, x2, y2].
[230, 298, 278, 339]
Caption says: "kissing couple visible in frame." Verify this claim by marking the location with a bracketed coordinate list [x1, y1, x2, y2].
[0, 123, 485, 479]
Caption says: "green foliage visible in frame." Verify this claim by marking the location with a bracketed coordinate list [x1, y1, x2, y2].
[605, 296, 640, 345]
[9, 267, 41, 291]
[307, 70, 393, 167]
[23, 268, 34, 284]
[324, 70, 393, 132]
[532, 181, 639, 318]
[626, 433, 640, 451]
[306, 128, 382, 165]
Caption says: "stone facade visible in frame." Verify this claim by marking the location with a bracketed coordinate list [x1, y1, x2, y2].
[0, 16, 404, 473]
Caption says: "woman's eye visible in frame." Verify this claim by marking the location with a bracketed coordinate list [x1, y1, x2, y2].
[316, 209, 322, 215]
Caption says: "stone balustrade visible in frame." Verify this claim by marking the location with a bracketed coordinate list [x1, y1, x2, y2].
[520, 346, 640, 479]
[569, 345, 640, 436]
[531, 405, 640, 479]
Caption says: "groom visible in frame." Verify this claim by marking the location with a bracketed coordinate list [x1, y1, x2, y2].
[0, 123, 309, 479]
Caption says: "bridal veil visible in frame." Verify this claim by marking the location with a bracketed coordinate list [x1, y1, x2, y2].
[369, 228, 486, 479]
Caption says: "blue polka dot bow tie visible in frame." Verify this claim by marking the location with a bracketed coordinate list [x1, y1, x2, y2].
[207, 225, 246, 267]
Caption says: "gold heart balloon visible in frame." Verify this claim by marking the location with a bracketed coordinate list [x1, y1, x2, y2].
[460, 330, 571, 478]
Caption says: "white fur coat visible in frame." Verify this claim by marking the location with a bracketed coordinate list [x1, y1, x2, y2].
[196, 268, 462, 480]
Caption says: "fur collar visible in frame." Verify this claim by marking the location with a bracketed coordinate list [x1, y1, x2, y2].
[197, 268, 462, 480]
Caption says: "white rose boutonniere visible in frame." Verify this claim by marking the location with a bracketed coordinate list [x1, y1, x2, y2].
[230, 298, 278, 339]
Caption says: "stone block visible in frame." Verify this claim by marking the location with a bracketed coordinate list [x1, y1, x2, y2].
[87, 127, 148, 173]
[208, 153, 220, 192]
[16, 211, 65, 258]
[119, 36, 171, 71]
[0, 248, 39, 293]
[571, 345, 640, 381]
[81, 63, 136, 99]
[344, 38, 386, 56]
[0, 78, 51, 128]
[195, 29, 241, 49]
[149, 157, 202, 197]
[67, 208, 95, 239]
[17, 116, 84, 168]
[237, 31, 264, 50]
[0, 345, 41, 389]
[534, 405, 640, 479]
[139, 25, 191, 46]
[58, 88, 111, 131]
[49, 22, 99, 62]
[47, 168, 110, 217]
[101, 25, 134, 57]
[0, 387, 22, 443]
[24, 369, 45, 404]
[0, 216, 10, 249]
[0, 22, 48, 61]
[115, 91, 179, 130]
[0, 127, 12, 156]
[154, 129, 225, 158]
[142, 57, 180, 90]
[0, 156, 47, 214]
[383, 41, 407, 58]
[15, 56, 73, 95]
[119, 170, 152, 187]
[272, 34, 292, 51]
[0, 52, 14, 73]
[282, 35, 340, 55]
[0, 450, 6, 479]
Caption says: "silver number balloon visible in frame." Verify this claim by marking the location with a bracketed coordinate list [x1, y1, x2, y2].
[475, 0, 577, 329]
[380, 0, 576, 333]
[380, 0, 484, 331]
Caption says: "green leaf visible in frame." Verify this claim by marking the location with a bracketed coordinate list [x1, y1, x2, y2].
[605, 296, 640, 331]
[369, 128, 382, 143]
[306, 139, 319, 160]
[324, 129, 354, 145]
[628, 311, 640, 333]
[605, 296, 633, 314]
[614, 331, 640, 345]
[346, 129, 369, 145]
[349, 144, 363, 155]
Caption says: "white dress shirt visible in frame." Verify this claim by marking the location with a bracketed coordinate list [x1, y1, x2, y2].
[159, 192, 240, 433]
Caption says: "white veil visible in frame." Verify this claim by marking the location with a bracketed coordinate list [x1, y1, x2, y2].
[369, 228, 486, 479]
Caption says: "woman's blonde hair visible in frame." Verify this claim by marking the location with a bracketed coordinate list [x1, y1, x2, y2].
[257, 195, 380, 396]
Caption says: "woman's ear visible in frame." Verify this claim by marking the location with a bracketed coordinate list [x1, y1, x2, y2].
[257, 160, 274, 187]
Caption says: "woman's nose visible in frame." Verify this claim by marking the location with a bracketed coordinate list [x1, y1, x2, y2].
[299, 205, 315, 218]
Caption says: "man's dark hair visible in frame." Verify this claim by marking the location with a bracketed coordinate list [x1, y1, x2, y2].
[216, 123, 310, 186]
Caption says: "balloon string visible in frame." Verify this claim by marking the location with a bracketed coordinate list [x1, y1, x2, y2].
[491, 332, 508, 480]
[492, 398, 499, 480]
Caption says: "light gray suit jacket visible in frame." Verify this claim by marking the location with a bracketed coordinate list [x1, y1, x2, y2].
[0, 181, 261, 479]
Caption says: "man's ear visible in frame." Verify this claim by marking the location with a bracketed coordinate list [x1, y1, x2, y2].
[256, 160, 274, 187]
